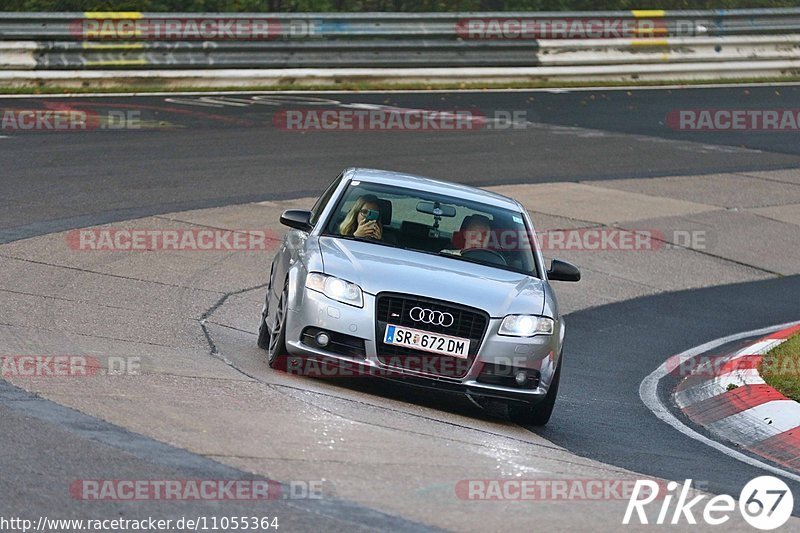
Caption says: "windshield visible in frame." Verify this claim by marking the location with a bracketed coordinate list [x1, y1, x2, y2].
[322, 180, 540, 277]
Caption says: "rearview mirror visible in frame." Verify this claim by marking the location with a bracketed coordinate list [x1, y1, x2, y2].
[280, 209, 313, 232]
[416, 201, 456, 217]
[547, 259, 581, 282]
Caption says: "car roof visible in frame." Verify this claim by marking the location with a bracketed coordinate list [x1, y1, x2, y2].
[343, 168, 522, 211]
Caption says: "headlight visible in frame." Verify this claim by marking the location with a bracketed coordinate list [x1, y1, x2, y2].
[498, 315, 554, 337]
[306, 273, 364, 308]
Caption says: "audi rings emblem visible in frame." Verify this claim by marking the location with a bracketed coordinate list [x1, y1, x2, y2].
[409, 307, 454, 327]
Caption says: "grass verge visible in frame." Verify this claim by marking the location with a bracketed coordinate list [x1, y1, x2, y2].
[759, 333, 800, 402]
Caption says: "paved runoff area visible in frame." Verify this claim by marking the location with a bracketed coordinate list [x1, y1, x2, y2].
[1, 169, 799, 530]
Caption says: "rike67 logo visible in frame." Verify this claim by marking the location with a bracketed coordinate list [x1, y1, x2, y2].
[624, 476, 793, 530]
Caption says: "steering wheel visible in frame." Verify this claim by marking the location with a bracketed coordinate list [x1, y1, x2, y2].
[460, 248, 508, 267]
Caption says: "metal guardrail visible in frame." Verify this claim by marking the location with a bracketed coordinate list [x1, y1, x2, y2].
[0, 35, 796, 70]
[2, 9, 800, 39]
[0, 9, 799, 84]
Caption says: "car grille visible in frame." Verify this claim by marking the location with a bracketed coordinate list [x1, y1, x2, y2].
[375, 293, 489, 379]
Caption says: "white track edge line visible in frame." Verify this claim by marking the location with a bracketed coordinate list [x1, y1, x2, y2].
[639, 320, 800, 484]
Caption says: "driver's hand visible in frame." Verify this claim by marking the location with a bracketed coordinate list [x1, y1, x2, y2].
[354, 221, 380, 239]
[353, 223, 370, 238]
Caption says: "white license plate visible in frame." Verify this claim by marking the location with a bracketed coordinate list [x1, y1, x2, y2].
[383, 324, 470, 359]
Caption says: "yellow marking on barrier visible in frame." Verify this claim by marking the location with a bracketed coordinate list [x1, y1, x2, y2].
[84, 12, 143, 19]
[85, 59, 148, 67]
[94, 30, 144, 37]
[82, 42, 145, 50]
[633, 27, 668, 36]
[81, 18, 144, 38]
[632, 10, 665, 18]
[631, 39, 669, 47]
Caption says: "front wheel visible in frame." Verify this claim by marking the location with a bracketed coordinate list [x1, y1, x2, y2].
[508, 358, 561, 426]
[257, 268, 274, 350]
[267, 282, 289, 369]
[257, 303, 270, 350]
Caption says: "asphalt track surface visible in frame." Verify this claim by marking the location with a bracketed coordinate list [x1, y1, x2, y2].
[2, 85, 800, 243]
[2, 86, 800, 525]
[555, 277, 800, 513]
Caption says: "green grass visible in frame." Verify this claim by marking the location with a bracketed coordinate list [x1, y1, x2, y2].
[760, 333, 800, 402]
[2, 75, 800, 95]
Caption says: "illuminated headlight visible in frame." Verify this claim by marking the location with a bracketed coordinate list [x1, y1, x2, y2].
[306, 273, 364, 308]
[498, 315, 554, 337]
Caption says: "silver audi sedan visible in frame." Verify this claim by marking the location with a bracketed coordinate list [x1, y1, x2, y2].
[258, 168, 580, 425]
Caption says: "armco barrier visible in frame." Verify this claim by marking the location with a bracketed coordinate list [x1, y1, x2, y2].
[0, 9, 799, 85]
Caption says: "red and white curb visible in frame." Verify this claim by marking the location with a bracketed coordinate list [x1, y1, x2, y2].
[640, 321, 800, 483]
[674, 324, 800, 470]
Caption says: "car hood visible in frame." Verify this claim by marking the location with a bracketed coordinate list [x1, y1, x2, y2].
[318, 237, 545, 317]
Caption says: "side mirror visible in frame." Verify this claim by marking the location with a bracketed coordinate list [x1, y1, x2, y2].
[547, 259, 581, 282]
[280, 209, 313, 232]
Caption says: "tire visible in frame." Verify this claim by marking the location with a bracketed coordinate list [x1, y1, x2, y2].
[257, 303, 270, 350]
[266, 281, 289, 369]
[508, 357, 562, 426]
[257, 267, 274, 350]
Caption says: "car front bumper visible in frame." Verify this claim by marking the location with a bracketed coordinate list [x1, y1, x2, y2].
[282, 288, 560, 405]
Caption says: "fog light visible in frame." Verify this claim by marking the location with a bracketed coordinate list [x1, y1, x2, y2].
[514, 370, 528, 386]
[315, 332, 330, 347]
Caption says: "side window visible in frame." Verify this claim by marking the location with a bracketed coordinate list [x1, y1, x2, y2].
[309, 174, 343, 226]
